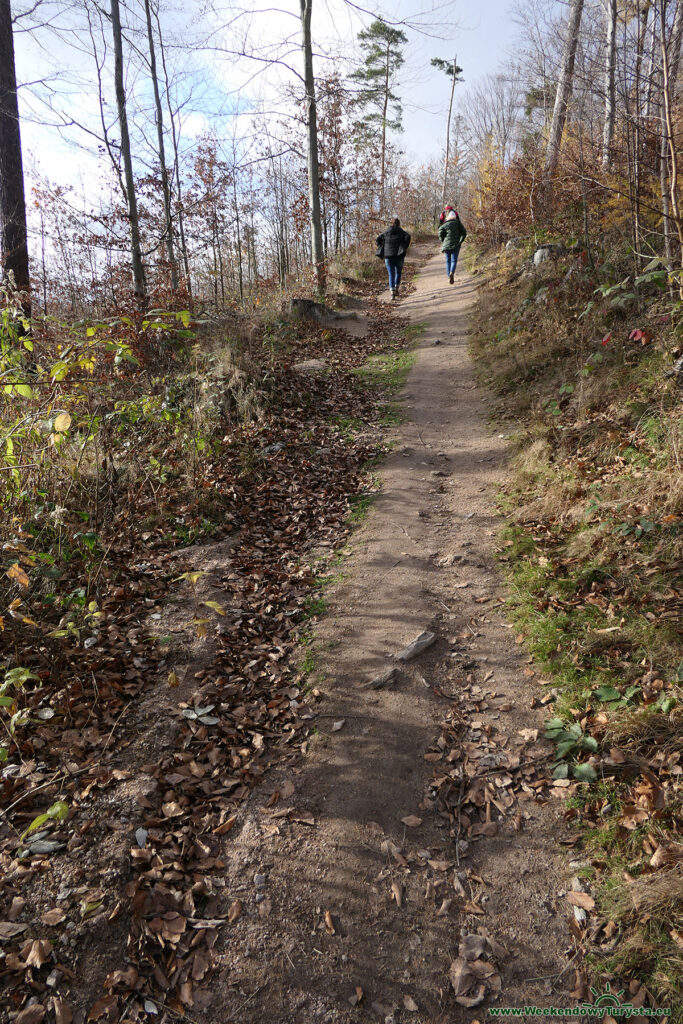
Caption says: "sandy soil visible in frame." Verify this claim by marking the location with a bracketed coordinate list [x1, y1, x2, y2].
[207, 251, 580, 1023]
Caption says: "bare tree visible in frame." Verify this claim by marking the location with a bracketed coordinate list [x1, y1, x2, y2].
[144, 0, 178, 291]
[0, 0, 30, 315]
[154, 4, 192, 293]
[299, 0, 324, 294]
[601, 0, 617, 168]
[110, 0, 146, 299]
[660, 0, 683, 294]
[544, 0, 585, 177]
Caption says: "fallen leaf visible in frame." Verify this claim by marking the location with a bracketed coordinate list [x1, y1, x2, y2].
[462, 901, 485, 916]
[53, 1000, 73, 1024]
[403, 994, 419, 1011]
[470, 959, 496, 979]
[331, 719, 345, 731]
[87, 996, 118, 1022]
[391, 881, 403, 907]
[459, 934, 486, 961]
[25, 939, 53, 968]
[401, 815, 422, 828]
[290, 810, 315, 826]
[192, 953, 210, 981]
[16, 1007, 46, 1024]
[8, 897, 26, 921]
[213, 814, 237, 836]
[7, 562, 30, 589]
[449, 957, 474, 995]
[40, 909, 66, 927]
[324, 910, 335, 935]
[566, 891, 595, 911]
[470, 822, 498, 837]
[0, 921, 28, 941]
[650, 843, 682, 869]
[228, 900, 242, 924]
[455, 985, 486, 1008]
[80, 899, 103, 920]
[103, 967, 138, 989]
[453, 875, 466, 897]
[486, 935, 508, 958]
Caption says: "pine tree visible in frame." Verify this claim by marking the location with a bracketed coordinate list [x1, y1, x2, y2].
[351, 20, 407, 213]
[431, 57, 464, 209]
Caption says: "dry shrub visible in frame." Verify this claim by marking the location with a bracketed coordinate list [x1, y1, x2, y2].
[603, 701, 683, 754]
[609, 864, 683, 936]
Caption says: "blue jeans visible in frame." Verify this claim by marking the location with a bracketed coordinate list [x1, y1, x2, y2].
[385, 255, 405, 290]
[445, 247, 461, 276]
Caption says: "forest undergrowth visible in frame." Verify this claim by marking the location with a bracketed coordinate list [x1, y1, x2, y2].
[0, 257, 419, 1022]
[469, 241, 683, 1013]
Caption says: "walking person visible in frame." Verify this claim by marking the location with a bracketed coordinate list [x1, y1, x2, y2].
[439, 208, 467, 284]
[376, 217, 411, 300]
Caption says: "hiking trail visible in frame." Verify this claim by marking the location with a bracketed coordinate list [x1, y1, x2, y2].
[211, 248, 578, 1022]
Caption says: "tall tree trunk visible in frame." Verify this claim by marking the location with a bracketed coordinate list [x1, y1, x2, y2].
[669, 0, 683, 89]
[660, 0, 683, 266]
[143, 0, 177, 291]
[601, 0, 618, 169]
[154, 5, 191, 294]
[632, 2, 650, 267]
[544, 0, 585, 177]
[299, 0, 325, 294]
[442, 56, 458, 208]
[110, 0, 145, 300]
[0, 0, 30, 317]
[39, 208, 47, 315]
[232, 175, 243, 305]
[660, 0, 683, 295]
[380, 39, 390, 213]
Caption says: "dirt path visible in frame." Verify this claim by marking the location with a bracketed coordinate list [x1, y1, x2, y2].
[212, 251, 578, 1022]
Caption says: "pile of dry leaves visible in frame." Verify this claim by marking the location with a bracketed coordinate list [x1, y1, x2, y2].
[0, 282, 416, 1021]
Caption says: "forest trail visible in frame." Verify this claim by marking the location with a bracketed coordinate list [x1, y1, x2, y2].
[213, 250, 579, 1023]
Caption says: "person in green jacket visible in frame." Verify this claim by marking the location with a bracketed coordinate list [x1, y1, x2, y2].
[439, 209, 467, 284]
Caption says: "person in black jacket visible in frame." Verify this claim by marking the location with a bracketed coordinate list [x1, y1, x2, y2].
[376, 218, 411, 300]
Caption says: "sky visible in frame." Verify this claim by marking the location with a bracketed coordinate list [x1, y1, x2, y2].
[367, 0, 515, 161]
[13, 0, 518, 197]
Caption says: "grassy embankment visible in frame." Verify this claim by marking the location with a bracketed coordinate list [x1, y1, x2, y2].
[467, 241, 682, 1012]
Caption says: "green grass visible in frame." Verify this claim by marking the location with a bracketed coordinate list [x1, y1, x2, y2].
[352, 347, 416, 392]
[347, 492, 375, 523]
[401, 321, 427, 339]
[330, 414, 364, 440]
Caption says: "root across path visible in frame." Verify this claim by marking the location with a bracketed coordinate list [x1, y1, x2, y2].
[214, 252, 578, 1022]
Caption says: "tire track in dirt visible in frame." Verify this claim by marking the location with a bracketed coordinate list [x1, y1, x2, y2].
[210, 250, 579, 1023]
